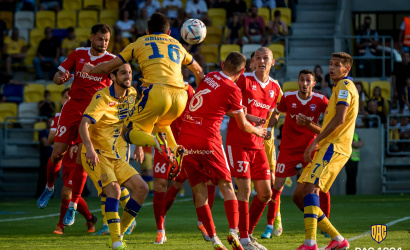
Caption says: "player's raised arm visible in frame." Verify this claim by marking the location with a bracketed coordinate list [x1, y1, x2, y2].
[186, 59, 204, 85]
[265, 111, 280, 140]
[83, 56, 124, 75]
[233, 111, 267, 138]
[79, 116, 99, 166]
[296, 113, 322, 134]
[53, 70, 73, 85]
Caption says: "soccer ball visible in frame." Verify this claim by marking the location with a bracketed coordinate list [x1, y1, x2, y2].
[180, 19, 207, 44]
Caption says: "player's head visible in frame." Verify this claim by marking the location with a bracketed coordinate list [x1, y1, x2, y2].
[222, 51, 246, 82]
[61, 88, 70, 105]
[329, 52, 352, 81]
[110, 63, 132, 89]
[298, 69, 316, 94]
[147, 12, 170, 35]
[254, 47, 275, 73]
[90, 24, 111, 53]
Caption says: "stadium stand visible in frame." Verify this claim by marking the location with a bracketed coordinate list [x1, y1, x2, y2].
[78, 10, 98, 28]
[46, 84, 66, 103]
[35, 11, 55, 29]
[83, 0, 104, 10]
[0, 103, 18, 123]
[203, 26, 223, 44]
[57, 10, 77, 29]
[14, 11, 34, 30]
[201, 44, 219, 71]
[281, 81, 298, 92]
[0, 11, 13, 29]
[370, 81, 391, 101]
[29, 28, 45, 47]
[99, 10, 119, 26]
[220, 44, 241, 62]
[242, 44, 262, 59]
[258, 7, 270, 26]
[272, 7, 291, 26]
[104, 0, 120, 10]
[208, 8, 227, 27]
[63, 0, 82, 10]
[24, 84, 44, 103]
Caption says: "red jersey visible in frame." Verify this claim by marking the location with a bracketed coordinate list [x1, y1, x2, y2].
[179, 71, 243, 144]
[277, 91, 328, 154]
[50, 112, 76, 168]
[171, 84, 195, 142]
[58, 47, 114, 105]
[226, 72, 282, 149]
[50, 112, 60, 133]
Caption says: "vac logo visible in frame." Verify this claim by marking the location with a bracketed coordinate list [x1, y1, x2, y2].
[371, 224, 387, 243]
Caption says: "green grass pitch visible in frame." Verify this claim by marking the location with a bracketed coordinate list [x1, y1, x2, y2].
[0, 195, 409, 249]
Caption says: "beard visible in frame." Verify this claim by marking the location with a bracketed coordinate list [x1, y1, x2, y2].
[117, 80, 131, 89]
[92, 43, 106, 53]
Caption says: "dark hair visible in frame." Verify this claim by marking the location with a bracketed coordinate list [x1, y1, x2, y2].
[110, 63, 131, 78]
[250, 51, 255, 59]
[223, 51, 246, 74]
[44, 90, 50, 96]
[91, 23, 112, 35]
[251, 4, 258, 8]
[148, 12, 170, 34]
[44, 27, 52, 34]
[119, 9, 130, 20]
[61, 88, 70, 97]
[299, 69, 315, 78]
[274, 10, 281, 17]
[332, 52, 353, 67]
[66, 27, 75, 33]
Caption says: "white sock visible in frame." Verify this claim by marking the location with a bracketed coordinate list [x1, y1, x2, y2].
[112, 241, 123, 249]
[211, 236, 222, 245]
[240, 237, 250, 245]
[304, 239, 316, 246]
[332, 235, 344, 241]
[267, 224, 274, 230]
[197, 221, 202, 227]
[46, 185, 54, 191]
[229, 228, 237, 234]
[248, 233, 253, 238]
[68, 202, 77, 209]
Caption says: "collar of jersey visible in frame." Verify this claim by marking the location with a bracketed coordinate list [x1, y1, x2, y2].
[295, 91, 312, 105]
[219, 71, 231, 80]
[109, 84, 129, 99]
[252, 71, 270, 88]
[87, 48, 108, 61]
[342, 76, 354, 81]
[152, 32, 164, 34]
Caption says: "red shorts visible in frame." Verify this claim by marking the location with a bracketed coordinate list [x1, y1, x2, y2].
[179, 134, 231, 187]
[62, 151, 77, 188]
[275, 150, 309, 178]
[153, 148, 173, 179]
[226, 144, 271, 180]
[174, 165, 187, 183]
[54, 99, 88, 145]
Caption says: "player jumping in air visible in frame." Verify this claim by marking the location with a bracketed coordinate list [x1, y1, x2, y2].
[225, 47, 282, 250]
[179, 51, 267, 250]
[294, 52, 357, 250]
[80, 63, 148, 250]
[81, 13, 204, 172]
[261, 69, 330, 239]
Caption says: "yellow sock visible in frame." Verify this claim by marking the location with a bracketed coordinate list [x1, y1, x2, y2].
[120, 188, 130, 208]
[120, 198, 142, 235]
[303, 193, 321, 241]
[106, 198, 121, 244]
[101, 195, 107, 225]
[158, 126, 177, 150]
[317, 210, 340, 238]
[277, 196, 281, 215]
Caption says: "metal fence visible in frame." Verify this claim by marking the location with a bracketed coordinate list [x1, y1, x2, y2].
[386, 114, 410, 156]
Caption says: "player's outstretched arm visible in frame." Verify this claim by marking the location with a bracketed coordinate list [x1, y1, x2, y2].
[79, 117, 99, 166]
[53, 70, 73, 85]
[264, 111, 280, 140]
[233, 111, 267, 138]
[83, 57, 124, 75]
[296, 113, 322, 134]
[186, 60, 204, 85]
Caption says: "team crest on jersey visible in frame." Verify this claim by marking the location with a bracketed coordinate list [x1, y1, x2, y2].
[269, 90, 275, 98]
[128, 95, 135, 104]
[292, 103, 297, 108]
[252, 84, 257, 90]
[371, 224, 387, 243]
[310, 104, 316, 111]
[79, 58, 85, 64]
[100, 173, 108, 183]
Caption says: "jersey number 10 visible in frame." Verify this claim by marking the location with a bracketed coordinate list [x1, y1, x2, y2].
[145, 42, 181, 64]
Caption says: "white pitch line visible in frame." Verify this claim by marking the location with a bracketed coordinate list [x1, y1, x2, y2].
[319, 216, 410, 250]
[0, 198, 192, 223]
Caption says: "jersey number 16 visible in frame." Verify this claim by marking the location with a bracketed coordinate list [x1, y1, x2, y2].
[145, 42, 181, 64]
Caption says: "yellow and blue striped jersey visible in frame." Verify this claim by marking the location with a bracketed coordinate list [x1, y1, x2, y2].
[83, 85, 137, 159]
[318, 77, 359, 157]
[118, 33, 194, 89]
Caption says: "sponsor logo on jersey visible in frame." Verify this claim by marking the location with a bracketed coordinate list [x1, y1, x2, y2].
[269, 90, 275, 98]
[182, 113, 203, 125]
[310, 104, 316, 111]
[292, 103, 297, 108]
[109, 102, 116, 107]
[248, 98, 271, 110]
[187, 149, 215, 155]
[323, 160, 329, 167]
[76, 71, 103, 82]
[338, 90, 348, 99]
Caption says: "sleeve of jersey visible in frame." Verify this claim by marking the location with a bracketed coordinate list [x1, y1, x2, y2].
[321, 96, 329, 111]
[83, 93, 107, 124]
[271, 88, 283, 112]
[182, 49, 194, 66]
[236, 75, 246, 92]
[50, 115, 59, 132]
[276, 94, 286, 113]
[230, 88, 244, 113]
[335, 81, 352, 107]
[58, 49, 75, 73]
[118, 41, 136, 63]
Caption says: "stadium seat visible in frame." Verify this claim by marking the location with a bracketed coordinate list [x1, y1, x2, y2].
[18, 102, 39, 127]
[36, 11, 55, 29]
[24, 46, 38, 68]
[272, 7, 292, 26]
[30, 28, 45, 47]
[242, 44, 261, 59]
[14, 11, 34, 30]
[78, 10, 98, 29]
[370, 81, 391, 101]
[0, 103, 18, 123]
[83, 0, 104, 10]
[63, 0, 82, 10]
[220, 44, 241, 62]
[203, 26, 223, 45]
[258, 7, 270, 26]
[105, 0, 120, 10]
[268, 43, 284, 60]
[24, 84, 45, 103]
[100, 10, 119, 26]
[2, 85, 24, 104]
[33, 122, 47, 142]
[180, 0, 188, 8]
[57, 10, 77, 29]
[208, 8, 226, 27]
[75, 28, 91, 44]
[46, 84, 66, 103]
[0, 11, 13, 29]
[282, 81, 298, 92]
[244, 0, 252, 9]
[201, 44, 219, 71]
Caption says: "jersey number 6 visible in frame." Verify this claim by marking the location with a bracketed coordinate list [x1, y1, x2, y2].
[189, 89, 211, 112]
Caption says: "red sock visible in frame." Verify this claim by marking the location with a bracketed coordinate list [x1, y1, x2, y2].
[207, 185, 216, 210]
[153, 191, 166, 230]
[71, 163, 87, 204]
[58, 199, 70, 227]
[248, 196, 267, 234]
[238, 200, 249, 239]
[319, 190, 331, 219]
[77, 197, 93, 221]
[164, 185, 179, 213]
[196, 205, 216, 237]
[46, 158, 62, 188]
[224, 200, 239, 230]
[267, 188, 282, 225]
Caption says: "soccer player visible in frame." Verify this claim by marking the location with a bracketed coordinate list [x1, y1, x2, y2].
[81, 13, 204, 169]
[37, 24, 115, 222]
[295, 52, 357, 250]
[80, 63, 148, 250]
[179, 51, 267, 250]
[49, 88, 98, 234]
[225, 47, 282, 250]
[260, 69, 330, 239]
